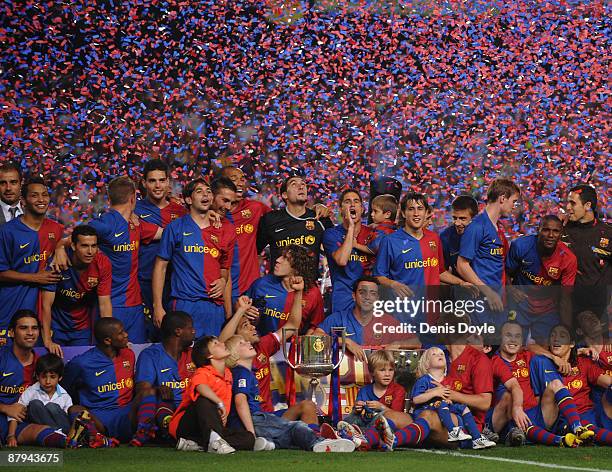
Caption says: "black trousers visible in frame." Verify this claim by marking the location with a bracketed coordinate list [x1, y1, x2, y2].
[176, 397, 255, 451]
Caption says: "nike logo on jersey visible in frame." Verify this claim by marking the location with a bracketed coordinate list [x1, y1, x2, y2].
[274, 228, 285, 233]
[544, 370, 556, 373]
[19, 243, 30, 249]
[264, 295, 276, 299]
[2, 372, 14, 377]
[402, 248, 412, 254]
[95, 370, 106, 377]
[114, 232, 125, 238]
[183, 232, 193, 236]
[450, 251, 459, 256]
[161, 368, 171, 373]
[140, 214, 152, 218]
[521, 259, 532, 265]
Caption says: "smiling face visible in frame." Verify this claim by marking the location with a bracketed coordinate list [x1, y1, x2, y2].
[223, 168, 247, 201]
[108, 322, 130, 350]
[0, 169, 21, 206]
[500, 323, 523, 356]
[23, 183, 50, 217]
[402, 199, 427, 232]
[353, 281, 379, 313]
[236, 317, 260, 344]
[10, 316, 39, 349]
[452, 208, 473, 235]
[143, 170, 170, 204]
[212, 187, 237, 217]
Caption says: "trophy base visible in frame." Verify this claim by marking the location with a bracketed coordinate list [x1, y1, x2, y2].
[295, 365, 334, 378]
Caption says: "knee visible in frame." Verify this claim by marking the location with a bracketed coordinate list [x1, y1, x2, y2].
[299, 400, 317, 414]
[28, 399, 45, 411]
[548, 379, 563, 392]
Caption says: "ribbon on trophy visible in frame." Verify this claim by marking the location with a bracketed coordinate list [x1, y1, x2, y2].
[284, 333, 297, 405]
[328, 330, 342, 424]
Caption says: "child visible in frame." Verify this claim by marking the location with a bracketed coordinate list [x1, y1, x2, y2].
[169, 336, 263, 454]
[411, 347, 495, 449]
[225, 334, 355, 453]
[342, 350, 406, 431]
[7, 354, 73, 444]
[366, 194, 398, 258]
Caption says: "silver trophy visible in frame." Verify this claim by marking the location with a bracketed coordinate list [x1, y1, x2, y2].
[282, 327, 346, 403]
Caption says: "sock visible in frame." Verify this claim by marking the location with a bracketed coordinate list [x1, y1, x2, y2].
[461, 411, 481, 439]
[437, 404, 455, 432]
[155, 400, 175, 429]
[208, 430, 221, 447]
[308, 423, 320, 433]
[526, 425, 560, 446]
[590, 425, 612, 446]
[133, 395, 157, 442]
[364, 426, 380, 449]
[385, 418, 396, 430]
[394, 418, 430, 447]
[36, 428, 67, 448]
[554, 389, 582, 432]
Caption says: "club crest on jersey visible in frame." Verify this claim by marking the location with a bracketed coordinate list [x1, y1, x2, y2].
[569, 379, 582, 390]
[516, 359, 526, 367]
[600, 238, 609, 248]
[48, 232, 56, 240]
[456, 364, 466, 373]
[186, 362, 196, 373]
[123, 360, 131, 369]
[87, 277, 99, 288]
[453, 380, 463, 391]
[305, 220, 315, 231]
[384, 395, 393, 404]
[241, 209, 252, 219]
[607, 356, 612, 364]
[257, 353, 267, 364]
[171, 213, 178, 220]
[428, 240, 437, 250]
[547, 266, 559, 278]
[210, 235, 219, 243]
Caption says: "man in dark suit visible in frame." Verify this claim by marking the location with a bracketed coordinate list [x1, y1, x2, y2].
[0, 162, 23, 226]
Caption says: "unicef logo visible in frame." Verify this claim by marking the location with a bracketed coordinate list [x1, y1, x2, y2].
[305, 235, 316, 245]
[210, 248, 219, 258]
[245, 224, 254, 234]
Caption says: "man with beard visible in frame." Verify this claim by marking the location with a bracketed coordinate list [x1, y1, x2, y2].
[440, 195, 478, 276]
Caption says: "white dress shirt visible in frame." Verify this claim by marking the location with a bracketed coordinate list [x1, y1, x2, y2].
[0, 199, 23, 222]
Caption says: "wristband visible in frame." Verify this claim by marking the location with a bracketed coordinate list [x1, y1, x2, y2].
[217, 402, 225, 409]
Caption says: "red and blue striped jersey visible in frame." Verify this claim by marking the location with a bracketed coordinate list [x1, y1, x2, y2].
[62, 347, 135, 410]
[0, 346, 37, 404]
[135, 343, 195, 408]
[135, 199, 186, 282]
[323, 224, 377, 312]
[373, 228, 445, 286]
[42, 249, 112, 332]
[89, 210, 158, 308]
[245, 274, 324, 336]
[158, 215, 236, 304]
[226, 199, 271, 298]
[459, 212, 508, 288]
[0, 217, 63, 328]
[506, 235, 577, 315]
[492, 350, 538, 410]
[561, 357, 604, 414]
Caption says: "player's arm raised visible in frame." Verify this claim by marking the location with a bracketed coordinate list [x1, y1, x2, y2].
[219, 296, 253, 342]
[274, 276, 304, 337]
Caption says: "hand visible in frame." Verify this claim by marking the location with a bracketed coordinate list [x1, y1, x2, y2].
[45, 341, 64, 358]
[483, 288, 504, 312]
[208, 211, 222, 229]
[365, 400, 385, 411]
[432, 381, 452, 400]
[512, 406, 532, 432]
[288, 275, 304, 292]
[153, 306, 166, 329]
[353, 401, 365, 412]
[508, 286, 529, 304]
[313, 203, 331, 220]
[577, 347, 599, 361]
[553, 356, 572, 376]
[158, 386, 175, 402]
[4, 403, 26, 422]
[49, 245, 71, 272]
[218, 404, 228, 425]
[345, 339, 367, 363]
[208, 278, 226, 299]
[7, 436, 17, 447]
[29, 268, 62, 285]
[391, 281, 414, 299]
[460, 281, 480, 298]
[129, 213, 140, 227]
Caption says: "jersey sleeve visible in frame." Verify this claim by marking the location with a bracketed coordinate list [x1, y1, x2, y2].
[492, 357, 513, 385]
[219, 228, 237, 270]
[188, 370, 211, 402]
[0, 227, 12, 271]
[372, 235, 392, 277]
[61, 357, 83, 401]
[316, 313, 338, 335]
[322, 228, 339, 258]
[256, 212, 270, 253]
[561, 251, 577, 286]
[232, 370, 252, 397]
[307, 290, 325, 330]
[88, 216, 113, 243]
[410, 376, 431, 400]
[471, 353, 494, 394]
[135, 349, 159, 385]
[459, 220, 481, 262]
[140, 220, 160, 244]
[157, 222, 177, 261]
[505, 240, 521, 277]
[258, 332, 281, 357]
[97, 255, 113, 296]
[435, 234, 445, 275]
[586, 358, 605, 385]
[356, 384, 371, 402]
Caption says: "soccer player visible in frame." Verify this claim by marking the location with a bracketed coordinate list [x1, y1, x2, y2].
[439, 195, 478, 276]
[133, 311, 195, 444]
[0, 162, 23, 225]
[506, 215, 577, 342]
[0, 177, 63, 345]
[153, 178, 236, 337]
[135, 159, 187, 313]
[62, 317, 156, 443]
[457, 178, 520, 323]
[220, 166, 272, 300]
[313, 277, 418, 361]
[246, 245, 323, 336]
[561, 184, 611, 321]
[323, 189, 377, 312]
[0, 310, 67, 448]
[68, 176, 162, 343]
[257, 174, 333, 272]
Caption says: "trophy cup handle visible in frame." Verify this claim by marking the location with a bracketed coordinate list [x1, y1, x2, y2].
[281, 327, 298, 370]
[331, 327, 346, 370]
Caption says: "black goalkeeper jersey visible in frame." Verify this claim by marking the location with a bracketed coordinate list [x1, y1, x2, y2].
[257, 207, 333, 271]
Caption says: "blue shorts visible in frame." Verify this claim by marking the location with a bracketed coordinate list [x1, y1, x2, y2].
[51, 326, 91, 346]
[0, 414, 31, 442]
[113, 305, 147, 343]
[171, 299, 225, 338]
[91, 405, 134, 442]
[510, 309, 559, 344]
[553, 409, 596, 435]
[594, 400, 612, 430]
[529, 355, 564, 397]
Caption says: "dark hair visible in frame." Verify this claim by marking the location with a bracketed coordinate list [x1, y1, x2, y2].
[192, 336, 218, 367]
[220, 165, 243, 178]
[71, 225, 98, 245]
[353, 275, 380, 293]
[143, 159, 170, 180]
[108, 176, 136, 205]
[182, 178, 209, 202]
[548, 324, 578, 366]
[540, 214, 562, 227]
[339, 189, 363, 204]
[35, 353, 64, 378]
[279, 174, 305, 197]
[400, 192, 430, 214]
[569, 184, 597, 212]
[500, 320, 523, 334]
[9, 309, 38, 331]
[94, 317, 122, 344]
[211, 176, 237, 195]
[451, 195, 478, 217]
[21, 176, 47, 199]
[0, 162, 22, 179]
[160, 311, 193, 340]
[486, 178, 520, 203]
[371, 194, 398, 221]
[280, 245, 317, 292]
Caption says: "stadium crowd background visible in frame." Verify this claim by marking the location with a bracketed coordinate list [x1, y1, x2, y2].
[0, 0, 610, 231]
